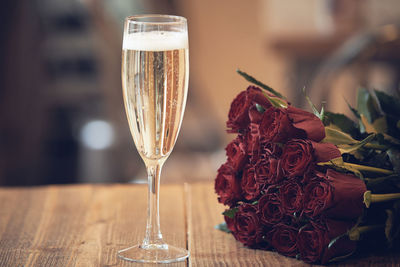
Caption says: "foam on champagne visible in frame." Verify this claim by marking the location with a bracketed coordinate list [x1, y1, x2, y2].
[123, 31, 188, 51]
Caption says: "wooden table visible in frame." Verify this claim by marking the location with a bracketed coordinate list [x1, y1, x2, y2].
[0, 182, 399, 267]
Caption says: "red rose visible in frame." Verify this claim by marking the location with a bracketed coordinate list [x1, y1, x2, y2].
[304, 169, 366, 220]
[286, 106, 325, 142]
[268, 224, 298, 257]
[280, 180, 304, 216]
[233, 203, 264, 247]
[280, 139, 314, 178]
[226, 136, 248, 172]
[254, 156, 283, 185]
[227, 91, 248, 133]
[258, 187, 285, 225]
[303, 175, 333, 218]
[241, 167, 262, 201]
[215, 162, 242, 206]
[259, 107, 304, 143]
[227, 86, 271, 133]
[297, 219, 357, 264]
[281, 139, 341, 178]
[258, 106, 325, 143]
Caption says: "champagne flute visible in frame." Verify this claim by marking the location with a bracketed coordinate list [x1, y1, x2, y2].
[118, 15, 189, 263]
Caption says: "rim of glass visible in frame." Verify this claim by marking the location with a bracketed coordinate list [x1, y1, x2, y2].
[125, 14, 187, 25]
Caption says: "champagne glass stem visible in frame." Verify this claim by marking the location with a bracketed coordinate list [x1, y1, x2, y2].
[142, 159, 166, 248]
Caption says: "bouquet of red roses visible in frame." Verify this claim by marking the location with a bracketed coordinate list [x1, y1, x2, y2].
[215, 70, 400, 264]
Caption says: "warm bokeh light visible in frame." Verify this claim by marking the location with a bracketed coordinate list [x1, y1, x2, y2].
[0, 0, 399, 185]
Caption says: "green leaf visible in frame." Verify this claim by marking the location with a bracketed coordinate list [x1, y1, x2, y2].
[385, 209, 394, 244]
[374, 90, 400, 138]
[236, 69, 286, 99]
[222, 207, 238, 219]
[384, 200, 400, 247]
[372, 116, 388, 134]
[344, 97, 367, 132]
[360, 114, 376, 133]
[357, 88, 381, 123]
[215, 222, 231, 233]
[323, 111, 358, 135]
[388, 148, 400, 173]
[320, 105, 325, 121]
[261, 91, 288, 109]
[322, 126, 357, 145]
[338, 133, 376, 154]
[365, 174, 400, 193]
[374, 90, 400, 117]
[345, 98, 361, 119]
[302, 87, 323, 120]
[365, 124, 400, 145]
[360, 115, 397, 145]
[383, 134, 400, 145]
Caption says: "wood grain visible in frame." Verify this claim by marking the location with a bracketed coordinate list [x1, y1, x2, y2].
[0, 182, 400, 266]
[0, 184, 187, 267]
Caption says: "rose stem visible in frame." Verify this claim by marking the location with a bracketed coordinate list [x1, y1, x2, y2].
[363, 143, 389, 150]
[363, 191, 400, 208]
[344, 162, 393, 175]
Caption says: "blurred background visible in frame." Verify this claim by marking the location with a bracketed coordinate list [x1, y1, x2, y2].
[0, 0, 399, 186]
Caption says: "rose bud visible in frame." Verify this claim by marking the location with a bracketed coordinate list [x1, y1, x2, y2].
[227, 86, 272, 133]
[232, 203, 264, 248]
[286, 106, 325, 142]
[311, 141, 342, 163]
[281, 139, 341, 178]
[280, 180, 304, 216]
[303, 169, 367, 220]
[259, 107, 305, 143]
[255, 156, 283, 185]
[297, 219, 357, 264]
[268, 223, 298, 257]
[258, 105, 325, 143]
[258, 186, 285, 225]
[241, 167, 262, 201]
[215, 162, 242, 207]
[226, 136, 248, 172]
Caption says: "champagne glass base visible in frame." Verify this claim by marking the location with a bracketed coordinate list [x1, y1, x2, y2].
[118, 244, 190, 263]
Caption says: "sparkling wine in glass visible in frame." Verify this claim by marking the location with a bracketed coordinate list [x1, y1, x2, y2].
[118, 15, 189, 263]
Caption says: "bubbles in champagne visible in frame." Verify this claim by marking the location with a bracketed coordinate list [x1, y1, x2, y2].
[122, 48, 188, 161]
[123, 31, 188, 51]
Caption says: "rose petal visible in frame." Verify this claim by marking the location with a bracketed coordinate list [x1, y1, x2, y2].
[287, 106, 325, 142]
[311, 142, 341, 162]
